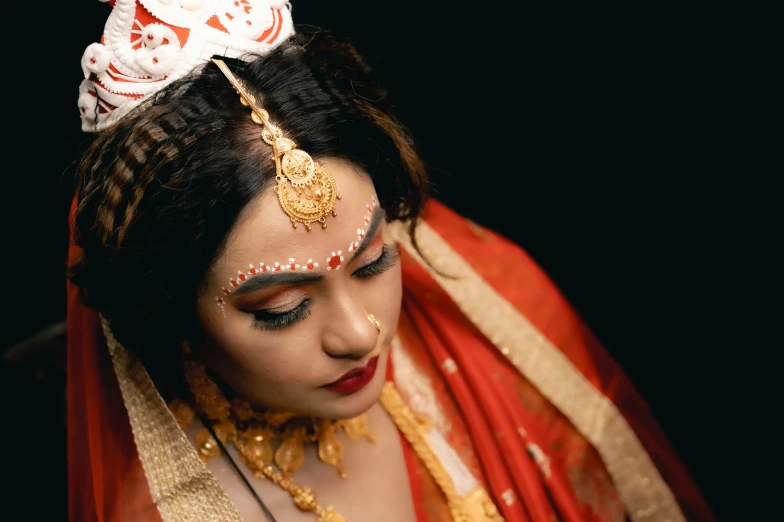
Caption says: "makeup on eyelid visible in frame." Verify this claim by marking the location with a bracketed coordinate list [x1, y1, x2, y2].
[215, 195, 378, 314]
[237, 244, 397, 331]
[235, 241, 390, 313]
[237, 288, 305, 312]
[363, 230, 383, 251]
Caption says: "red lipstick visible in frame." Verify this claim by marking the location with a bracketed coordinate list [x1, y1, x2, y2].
[321, 355, 379, 394]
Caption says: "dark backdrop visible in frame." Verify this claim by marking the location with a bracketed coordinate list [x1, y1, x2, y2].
[3, 1, 755, 520]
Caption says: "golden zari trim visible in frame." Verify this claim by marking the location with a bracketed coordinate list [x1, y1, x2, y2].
[102, 314, 499, 521]
[388, 220, 687, 522]
[101, 317, 243, 522]
[380, 383, 504, 522]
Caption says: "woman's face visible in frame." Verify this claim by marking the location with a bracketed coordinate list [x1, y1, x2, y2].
[195, 159, 402, 419]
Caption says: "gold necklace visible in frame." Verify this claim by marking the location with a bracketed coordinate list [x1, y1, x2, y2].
[170, 403, 364, 522]
[173, 355, 502, 521]
[177, 354, 375, 474]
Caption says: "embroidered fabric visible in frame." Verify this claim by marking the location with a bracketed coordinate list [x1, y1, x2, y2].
[387, 219, 688, 522]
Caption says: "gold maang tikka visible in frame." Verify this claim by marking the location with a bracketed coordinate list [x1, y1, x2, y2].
[212, 59, 341, 231]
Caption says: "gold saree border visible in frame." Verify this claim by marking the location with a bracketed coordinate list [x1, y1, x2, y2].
[97, 215, 686, 522]
[101, 317, 243, 522]
[389, 221, 686, 522]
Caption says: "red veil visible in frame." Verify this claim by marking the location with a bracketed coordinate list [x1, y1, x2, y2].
[67, 200, 716, 521]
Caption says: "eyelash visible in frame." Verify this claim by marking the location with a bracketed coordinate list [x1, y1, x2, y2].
[251, 298, 312, 331]
[249, 244, 399, 330]
[352, 244, 399, 279]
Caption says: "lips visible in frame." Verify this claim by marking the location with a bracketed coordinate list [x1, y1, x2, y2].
[321, 355, 379, 394]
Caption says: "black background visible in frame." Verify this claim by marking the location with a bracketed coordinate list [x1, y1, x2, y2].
[2, 1, 761, 520]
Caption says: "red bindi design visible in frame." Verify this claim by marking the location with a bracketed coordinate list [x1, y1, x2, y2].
[327, 251, 344, 271]
[215, 196, 378, 311]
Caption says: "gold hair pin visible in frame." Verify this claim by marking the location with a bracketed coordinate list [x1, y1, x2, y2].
[212, 59, 341, 231]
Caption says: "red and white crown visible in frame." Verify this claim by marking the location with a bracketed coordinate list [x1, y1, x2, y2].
[78, 0, 295, 132]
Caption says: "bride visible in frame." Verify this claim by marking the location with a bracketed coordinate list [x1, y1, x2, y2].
[66, 2, 715, 521]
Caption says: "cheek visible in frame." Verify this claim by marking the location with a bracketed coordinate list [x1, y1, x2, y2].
[195, 305, 318, 396]
[373, 262, 403, 334]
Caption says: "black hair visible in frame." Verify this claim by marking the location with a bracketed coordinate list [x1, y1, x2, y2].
[68, 27, 430, 380]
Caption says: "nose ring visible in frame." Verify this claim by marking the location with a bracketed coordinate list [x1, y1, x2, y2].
[366, 313, 381, 333]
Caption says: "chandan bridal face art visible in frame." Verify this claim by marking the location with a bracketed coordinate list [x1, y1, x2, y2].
[195, 159, 402, 420]
[214, 193, 378, 313]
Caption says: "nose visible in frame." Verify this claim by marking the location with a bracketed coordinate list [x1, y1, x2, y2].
[320, 294, 378, 360]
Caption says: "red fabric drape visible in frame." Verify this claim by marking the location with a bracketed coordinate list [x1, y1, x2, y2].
[66, 200, 161, 522]
[66, 199, 716, 521]
[408, 202, 715, 522]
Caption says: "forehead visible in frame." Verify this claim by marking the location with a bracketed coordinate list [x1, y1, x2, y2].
[217, 158, 375, 274]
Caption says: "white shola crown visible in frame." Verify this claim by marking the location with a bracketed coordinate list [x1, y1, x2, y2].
[78, 0, 295, 132]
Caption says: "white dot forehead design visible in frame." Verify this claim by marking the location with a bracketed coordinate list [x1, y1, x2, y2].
[215, 195, 377, 314]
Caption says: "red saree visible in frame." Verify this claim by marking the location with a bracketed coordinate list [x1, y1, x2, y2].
[67, 200, 716, 521]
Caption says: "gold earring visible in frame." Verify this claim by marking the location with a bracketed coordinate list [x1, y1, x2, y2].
[366, 313, 381, 333]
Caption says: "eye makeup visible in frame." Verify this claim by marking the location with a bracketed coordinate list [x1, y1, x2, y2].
[215, 196, 379, 314]
[249, 298, 312, 331]
[352, 243, 399, 279]
[246, 242, 398, 330]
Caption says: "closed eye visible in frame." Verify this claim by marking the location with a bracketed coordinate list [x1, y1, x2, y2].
[245, 298, 312, 330]
[352, 244, 399, 279]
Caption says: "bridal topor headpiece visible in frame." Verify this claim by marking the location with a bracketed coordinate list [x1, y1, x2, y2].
[78, 0, 294, 132]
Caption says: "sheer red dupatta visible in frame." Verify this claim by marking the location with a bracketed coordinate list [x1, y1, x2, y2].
[66, 199, 161, 522]
[396, 201, 716, 522]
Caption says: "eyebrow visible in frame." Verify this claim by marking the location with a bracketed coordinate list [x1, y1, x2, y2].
[348, 207, 384, 263]
[229, 207, 385, 297]
[231, 271, 323, 296]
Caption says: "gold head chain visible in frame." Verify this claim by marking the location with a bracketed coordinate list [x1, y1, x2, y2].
[212, 59, 341, 231]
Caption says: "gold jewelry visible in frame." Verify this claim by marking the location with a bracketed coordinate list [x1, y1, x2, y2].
[212, 58, 341, 231]
[366, 312, 381, 332]
[255, 464, 347, 522]
[177, 347, 502, 521]
[179, 353, 374, 521]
